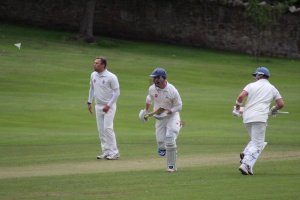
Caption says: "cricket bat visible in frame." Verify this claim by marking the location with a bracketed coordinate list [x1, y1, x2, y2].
[144, 107, 166, 119]
[233, 106, 289, 115]
[273, 111, 289, 114]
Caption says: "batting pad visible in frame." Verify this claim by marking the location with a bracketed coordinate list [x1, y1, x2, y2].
[166, 136, 177, 170]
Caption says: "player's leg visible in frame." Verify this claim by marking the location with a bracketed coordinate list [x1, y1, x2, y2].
[165, 113, 181, 172]
[95, 104, 109, 159]
[239, 124, 253, 163]
[156, 119, 167, 156]
[240, 141, 267, 164]
[240, 122, 266, 175]
[103, 103, 120, 160]
[245, 122, 266, 166]
[165, 135, 177, 172]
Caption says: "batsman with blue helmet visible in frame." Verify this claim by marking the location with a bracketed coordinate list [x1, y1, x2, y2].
[233, 66, 285, 175]
[139, 68, 184, 172]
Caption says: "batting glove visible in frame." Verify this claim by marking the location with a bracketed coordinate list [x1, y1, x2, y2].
[232, 108, 241, 117]
[268, 106, 277, 117]
[139, 109, 148, 122]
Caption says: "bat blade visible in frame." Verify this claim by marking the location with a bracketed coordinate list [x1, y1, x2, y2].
[234, 106, 289, 115]
[275, 111, 289, 114]
[144, 107, 166, 119]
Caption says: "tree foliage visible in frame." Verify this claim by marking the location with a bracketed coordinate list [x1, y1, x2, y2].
[246, 0, 275, 27]
[244, 0, 298, 60]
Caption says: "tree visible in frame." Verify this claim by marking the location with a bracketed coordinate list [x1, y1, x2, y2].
[245, 0, 276, 60]
[244, 0, 297, 60]
[76, 0, 97, 43]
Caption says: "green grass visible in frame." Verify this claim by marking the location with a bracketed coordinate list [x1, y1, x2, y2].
[1, 160, 300, 200]
[0, 23, 299, 200]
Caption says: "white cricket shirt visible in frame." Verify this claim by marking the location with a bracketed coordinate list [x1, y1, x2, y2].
[146, 82, 182, 113]
[88, 70, 119, 105]
[243, 79, 282, 123]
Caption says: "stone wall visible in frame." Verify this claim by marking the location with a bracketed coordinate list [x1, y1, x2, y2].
[0, 0, 299, 58]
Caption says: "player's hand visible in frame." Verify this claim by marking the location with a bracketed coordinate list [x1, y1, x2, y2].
[268, 106, 277, 117]
[166, 109, 172, 115]
[232, 108, 241, 117]
[102, 105, 110, 113]
[88, 104, 93, 114]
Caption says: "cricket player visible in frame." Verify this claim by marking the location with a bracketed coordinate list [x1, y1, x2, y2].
[87, 57, 120, 160]
[232, 66, 284, 175]
[139, 68, 184, 172]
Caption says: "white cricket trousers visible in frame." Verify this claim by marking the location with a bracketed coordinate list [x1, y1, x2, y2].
[155, 112, 181, 170]
[155, 112, 180, 149]
[155, 112, 181, 149]
[95, 103, 119, 157]
[242, 122, 267, 167]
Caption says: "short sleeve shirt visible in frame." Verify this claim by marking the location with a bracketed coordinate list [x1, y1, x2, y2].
[243, 79, 282, 123]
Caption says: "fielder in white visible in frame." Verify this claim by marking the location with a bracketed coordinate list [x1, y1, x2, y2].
[233, 67, 284, 175]
[139, 68, 184, 172]
[87, 57, 120, 160]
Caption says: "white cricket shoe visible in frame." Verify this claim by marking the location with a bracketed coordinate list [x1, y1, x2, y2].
[96, 154, 108, 159]
[239, 164, 253, 175]
[167, 166, 177, 172]
[106, 153, 120, 160]
[167, 168, 177, 172]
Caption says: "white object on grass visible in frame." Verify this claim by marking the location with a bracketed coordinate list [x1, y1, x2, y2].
[14, 43, 21, 49]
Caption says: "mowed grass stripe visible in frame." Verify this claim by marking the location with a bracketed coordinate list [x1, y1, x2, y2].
[1, 151, 299, 179]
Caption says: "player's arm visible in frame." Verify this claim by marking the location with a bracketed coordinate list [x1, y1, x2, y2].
[168, 100, 182, 115]
[235, 90, 248, 110]
[145, 89, 154, 112]
[168, 90, 182, 114]
[103, 75, 120, 112]
[273, 89, 284, 110]
[138, 100, 152, 123]
[269, 88, 284, 115]
[87, 78, 94, 114]
[269, 98, 285, 116]
[232, 90, 248, 117]
[275, 98, 284, 110]
[103, 88, 120, 112]
[107, 88, 120, 107]
[145, 103, 151, 112]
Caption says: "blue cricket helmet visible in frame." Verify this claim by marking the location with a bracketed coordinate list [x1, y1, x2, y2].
[252, 67, 270, 77]
[150, 68, 167, 79]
